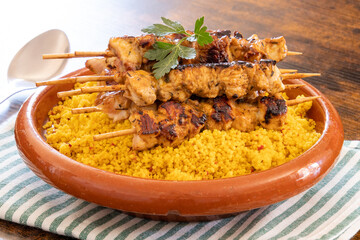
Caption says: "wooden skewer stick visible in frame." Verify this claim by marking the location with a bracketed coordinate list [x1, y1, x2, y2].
[287, 51, 303, 56]
[58, 84, 123, 98]
[279, 69, 298, 74]
[81, 85, 126, 93]
[42, 53, 76, 59]
[36, 76, 115, 86]
[93, 128, 137, 141]
[282, 73, 321, 80]
[57, 89, 82, 98]
[287, 96, 321, 106]
[42, 51, 114, 59]
[74, 51, 115, 57]
[72, 107, 101, 114]
[284, 84, 305, 89]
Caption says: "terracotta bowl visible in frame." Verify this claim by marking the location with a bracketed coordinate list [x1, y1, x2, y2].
[15, 68, 344, 221]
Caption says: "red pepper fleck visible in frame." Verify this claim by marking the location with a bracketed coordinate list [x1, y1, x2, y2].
[251, 167, 255, 172]
[111, 143, 116, 146]
[148, 167, 153, 172]
[89, 147, 93, 150]
[258, 145, 264, 151]
[68, 143, 72, 147]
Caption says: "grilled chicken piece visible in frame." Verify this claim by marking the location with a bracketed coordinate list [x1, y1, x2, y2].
[258, 94, 287, 129]
[181, 30, 233, 64]
[230, 34, 287, 63]
[130, 109, 160, 151]
[107, 34, 169, 71]
[124, 70, 158, 106]
[228, 100, 259, 132]
[85, 58, 107, 74]
[108, 37, 145, 72]
[129, 101, 206, 151]
[94, 90, 132, 121]
[198, 96, 235, 130]
[85, 58, 125, 84]
[159, 101, 207, 147]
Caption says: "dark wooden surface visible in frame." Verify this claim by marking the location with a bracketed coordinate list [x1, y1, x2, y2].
[1, 0, 359, 239]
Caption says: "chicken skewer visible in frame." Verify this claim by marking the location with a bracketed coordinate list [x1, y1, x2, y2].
[39, 60, 320, 107]
[41, 72, 309, 99]
[91, 94, 319, 151]
[35, 68, 299, 87]
[42, 30, 301, 73]
[71, 83, 305, 122]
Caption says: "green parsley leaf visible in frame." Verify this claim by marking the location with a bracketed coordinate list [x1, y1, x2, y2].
[141, 24, 176, 37]
[188, 16, 213, 46]
[141, 16, 213, 79]
[141, 17, 187, 36]
[178, 45, 196, 59]
[145, 41, 196, 79]
[152, 49, 179, 79]
[194, 16, 204, 33]
[156, 41, 175, 49]
[143, 42, 174, 61]
[160, 17, 186, 34]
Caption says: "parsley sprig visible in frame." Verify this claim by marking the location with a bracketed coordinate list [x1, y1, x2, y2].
[142, 17, 213, 79]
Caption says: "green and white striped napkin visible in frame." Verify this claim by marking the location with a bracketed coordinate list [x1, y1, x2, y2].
[0, 114, 359, 240]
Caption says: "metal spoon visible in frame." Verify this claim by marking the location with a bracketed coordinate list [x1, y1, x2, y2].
[0, 29, 69, 104]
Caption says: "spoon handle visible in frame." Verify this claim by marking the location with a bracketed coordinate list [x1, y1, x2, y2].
[0, 86, 37, 105]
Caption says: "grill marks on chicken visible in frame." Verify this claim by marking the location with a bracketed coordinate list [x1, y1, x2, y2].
[138, 112, 159, 135]
[127, 95, 287, 150]
[196, 96, 235, 131]
[129, 101, 207, 150]
[181, 31, 232, 64]
[211, 96, 234, 123]
[259, 96, 288, 128]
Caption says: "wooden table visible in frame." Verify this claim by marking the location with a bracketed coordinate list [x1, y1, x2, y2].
[0, 0, 359, 239]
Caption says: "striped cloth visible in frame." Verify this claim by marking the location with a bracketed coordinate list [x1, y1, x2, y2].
[0, 114, 359, 240]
